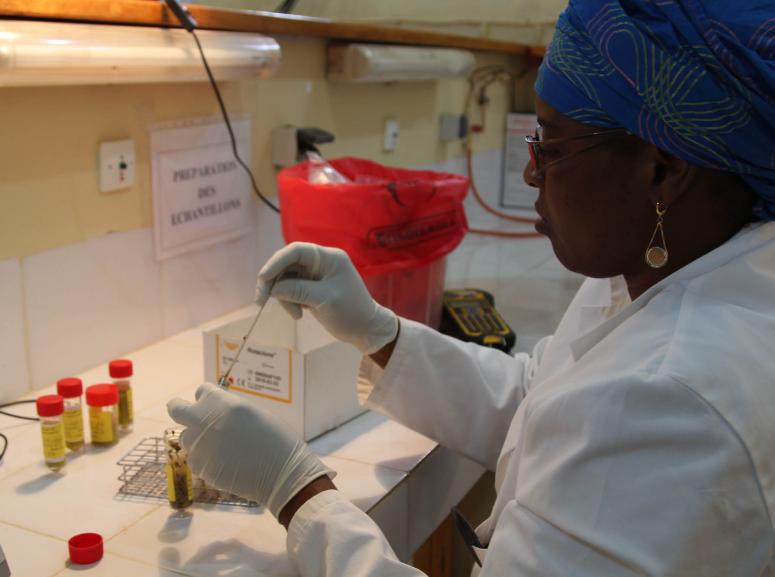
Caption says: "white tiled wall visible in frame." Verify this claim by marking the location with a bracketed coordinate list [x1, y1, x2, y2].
[23, 228, 164, 391]
[162, 222, 258, 337]
[1, 149, 580, 403]
[0, 258, 29, 401]
[3, 202, 280, 402]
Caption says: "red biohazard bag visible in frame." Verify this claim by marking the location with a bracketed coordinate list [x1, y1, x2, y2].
[277, 157, 469, 277]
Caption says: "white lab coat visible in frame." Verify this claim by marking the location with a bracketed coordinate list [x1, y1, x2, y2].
[287, 221, 775, 576]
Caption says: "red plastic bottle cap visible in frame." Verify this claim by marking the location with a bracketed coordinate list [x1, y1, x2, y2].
[56, 377, 83, 398]
[85, 384, 119, 407]
[68, 532, 103, 565]
[109, 359, 133, 378]
[36, 395, 64, 417]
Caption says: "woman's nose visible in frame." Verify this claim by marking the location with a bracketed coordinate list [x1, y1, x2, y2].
[523, 160, 539, 188]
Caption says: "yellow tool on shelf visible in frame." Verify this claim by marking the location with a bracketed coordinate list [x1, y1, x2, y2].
[440, 289, 516, 353]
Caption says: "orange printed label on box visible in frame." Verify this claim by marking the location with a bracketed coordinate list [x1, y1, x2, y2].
[216, 336, 293, 403]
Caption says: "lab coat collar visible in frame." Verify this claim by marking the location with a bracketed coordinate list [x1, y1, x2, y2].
[569, 221, 775, 361]
[580, 275, 614, 309]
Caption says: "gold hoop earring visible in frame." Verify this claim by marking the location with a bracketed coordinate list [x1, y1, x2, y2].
[645, 202, 668, 268]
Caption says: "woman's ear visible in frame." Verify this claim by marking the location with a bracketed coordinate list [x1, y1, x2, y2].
[647, 145, 695, 207]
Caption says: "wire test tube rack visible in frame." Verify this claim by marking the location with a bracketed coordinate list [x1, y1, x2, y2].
[116, 436, 258, 508]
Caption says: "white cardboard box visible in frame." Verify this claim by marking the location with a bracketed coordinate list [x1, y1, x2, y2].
[203, 303, 365, 441]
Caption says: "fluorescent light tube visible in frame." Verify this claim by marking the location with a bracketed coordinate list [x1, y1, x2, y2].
[328, 43, 475, 83]
[0, 20, 281, 86]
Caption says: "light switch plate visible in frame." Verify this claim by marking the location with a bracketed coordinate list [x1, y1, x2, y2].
[439, 114, 468, 142]
[99, 139, 135, 192]
[270, 126, 298, 167]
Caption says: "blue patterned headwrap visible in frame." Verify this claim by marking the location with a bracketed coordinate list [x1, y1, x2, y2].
[536, 0, 775, 220]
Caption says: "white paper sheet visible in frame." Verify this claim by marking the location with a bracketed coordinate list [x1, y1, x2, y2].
[151, 117, 253, 260]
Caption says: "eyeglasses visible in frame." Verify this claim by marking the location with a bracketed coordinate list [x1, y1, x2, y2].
[525, 126, 630, 176]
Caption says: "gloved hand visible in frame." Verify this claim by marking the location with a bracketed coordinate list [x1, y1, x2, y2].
[167, 383, 335, 518]
[255, 242, 398, 355]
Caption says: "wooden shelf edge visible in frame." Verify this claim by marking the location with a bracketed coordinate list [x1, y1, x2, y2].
[0, 0, 546, 57]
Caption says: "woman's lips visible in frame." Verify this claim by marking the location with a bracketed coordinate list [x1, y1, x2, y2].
[534, 205, 549, 235]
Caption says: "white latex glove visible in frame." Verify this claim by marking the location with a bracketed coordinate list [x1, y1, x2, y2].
[255, 242, 398, 355]
[167, 383, 335, 518]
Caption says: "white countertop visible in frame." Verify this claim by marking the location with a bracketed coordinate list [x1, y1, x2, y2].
[0, 306, 483, 577]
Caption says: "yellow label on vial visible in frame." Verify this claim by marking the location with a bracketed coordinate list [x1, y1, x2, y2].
[119, 387, 133, 426]
[63, 408, 84, 444]
[166, 464, 193, 501]
[89, 407, 115, 443]
[166, 464, 174, 501]
[41, 421, 66, 460]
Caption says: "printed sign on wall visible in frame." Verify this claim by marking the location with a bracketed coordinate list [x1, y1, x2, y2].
[150, 118, 253, 260]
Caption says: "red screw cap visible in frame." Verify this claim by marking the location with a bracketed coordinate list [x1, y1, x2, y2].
[85, 384, 119, 407]
[109, 359, 133, 378]
[36, 395, 64, 417]
[56, 377, 83, 398]
[68, 532, 103, 564]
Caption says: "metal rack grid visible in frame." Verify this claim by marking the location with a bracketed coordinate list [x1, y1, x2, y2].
[117, 436, 258, 508]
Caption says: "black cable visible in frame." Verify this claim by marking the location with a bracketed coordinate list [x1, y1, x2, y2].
[0, 400, 39, 422]
[274, 0, 299, 14]
[0, 400, 39, 464]
[0, 409, 39, 422]
[189, 30, 280, 213]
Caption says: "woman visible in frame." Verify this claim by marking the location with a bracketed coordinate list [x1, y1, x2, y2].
[168, 1, 775, 574]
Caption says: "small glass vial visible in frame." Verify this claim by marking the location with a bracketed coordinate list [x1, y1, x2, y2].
[164, 428, 193, 510]
[36, 395, 66, 471]
[109, 359, 134, 432]
[85, 384, 119, 446]
[56, 377, 85, 452]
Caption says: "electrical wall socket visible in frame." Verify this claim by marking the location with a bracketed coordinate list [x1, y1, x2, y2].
[99, 139, 135, 192]
[383, 119, 399, 152]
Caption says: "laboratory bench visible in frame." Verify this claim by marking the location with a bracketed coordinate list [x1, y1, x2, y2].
[0, 305, 484, 577]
